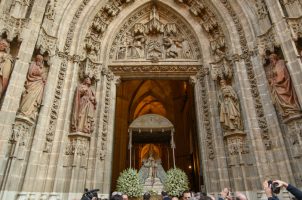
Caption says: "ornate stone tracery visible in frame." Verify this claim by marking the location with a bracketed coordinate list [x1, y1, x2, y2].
[174, 0, 226, 60]
[0, 13, 29, 41]
[99, 68, 114, 160]
[220, 0, 272, 149]
[109, 3, 202, 62]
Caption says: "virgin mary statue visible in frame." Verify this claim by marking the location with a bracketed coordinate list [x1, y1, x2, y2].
[138, 150, 166, 185]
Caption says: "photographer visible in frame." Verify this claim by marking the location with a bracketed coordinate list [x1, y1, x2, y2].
[218, 188, 232, 200]
[263, 180, 302, 200]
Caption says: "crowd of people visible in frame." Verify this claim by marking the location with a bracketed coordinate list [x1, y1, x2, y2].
[81, 180, 302, 200]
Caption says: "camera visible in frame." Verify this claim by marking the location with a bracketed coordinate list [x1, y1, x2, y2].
[81, 188, 100, 200]
[268, 180, 280, 194]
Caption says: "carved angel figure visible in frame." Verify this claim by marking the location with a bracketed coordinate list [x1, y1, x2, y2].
[0, 39, 13, 99]
[71, 77, 96, 134]
[219, 79, 243, 131]
[19, 55, 46, 120]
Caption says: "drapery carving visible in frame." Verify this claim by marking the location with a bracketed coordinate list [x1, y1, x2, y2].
[218, 79, 243, 132]
[0, 39, 13, 100]
[70, 77, 97, 134]
[266, 53, 302, 122]
[18, 55, 46, 121]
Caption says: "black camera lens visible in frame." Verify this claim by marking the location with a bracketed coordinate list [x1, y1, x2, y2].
[272, 182, 280, 194]
[268, 180, 280, 194]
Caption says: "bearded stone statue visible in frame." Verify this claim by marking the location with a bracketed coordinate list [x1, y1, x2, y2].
[268, 53, 301, 121]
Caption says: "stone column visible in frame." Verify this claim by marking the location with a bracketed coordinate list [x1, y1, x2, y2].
[191, 68, 230, 193]
[93, 69, 118, 198]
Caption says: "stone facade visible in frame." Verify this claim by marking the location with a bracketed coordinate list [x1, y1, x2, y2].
[0, 0, 301, 200]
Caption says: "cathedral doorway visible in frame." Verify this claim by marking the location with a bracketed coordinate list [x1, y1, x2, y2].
[111, 79, 202, 193]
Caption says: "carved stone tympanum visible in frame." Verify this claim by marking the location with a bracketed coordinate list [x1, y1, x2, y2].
[111, 4, 201, 61]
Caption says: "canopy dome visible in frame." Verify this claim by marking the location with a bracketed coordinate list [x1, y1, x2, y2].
[129, 114, 174, 132]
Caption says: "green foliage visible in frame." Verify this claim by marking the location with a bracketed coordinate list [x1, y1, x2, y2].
[116, 168, 144, 198]
[164, 168, 189, 197]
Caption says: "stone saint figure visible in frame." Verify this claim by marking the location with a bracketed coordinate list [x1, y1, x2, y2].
[71, 77, 96, 134]
[0, 39, 13, 99]
[219, 79, 243, 131]
[268, 54, 301, 120]
[19, 55, 46, 120]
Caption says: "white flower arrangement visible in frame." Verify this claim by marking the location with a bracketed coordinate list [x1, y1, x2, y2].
[164, 168, 189, 197]
[116, 168, 144, 198]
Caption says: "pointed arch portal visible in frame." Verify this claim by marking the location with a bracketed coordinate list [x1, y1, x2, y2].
[112, 79, 201, 192]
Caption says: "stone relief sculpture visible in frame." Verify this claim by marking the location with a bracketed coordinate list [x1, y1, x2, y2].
[18, 55, 46, 120]
[0, 39, 13, 100]
[115, 5, 194, 61]
[218, 79, 243, 132]
[267, 53, 301, 121]
[71, 77, 97, 134]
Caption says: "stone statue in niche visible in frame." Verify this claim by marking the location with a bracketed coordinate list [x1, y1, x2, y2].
[0, 39, 13, 99]
[19, 55, 46, 120]
[267, 53, 301, 121]
[71, 77, 96, 134]
[218, 79, 243, 132]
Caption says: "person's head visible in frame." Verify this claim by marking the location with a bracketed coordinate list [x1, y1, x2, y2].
[199, 196, 212, 200]
[172, 196, 179, 200]
[0, 39, 9, 52]
[122, 194, 128, 200]
[143, 193, 151, 200]
[110, 194, 123, 200]
[219, 79, 226, 87]
[235, 192, 248, 200]
[35, 55, 44, 66]
[162, 191, 168, 197]
[182, 190, 191, 200]
[269, 53, 279, 65]
[84, 77, 92, 85]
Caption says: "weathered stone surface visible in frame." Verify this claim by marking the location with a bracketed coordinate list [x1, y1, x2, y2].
[0, 0, 302, 200]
